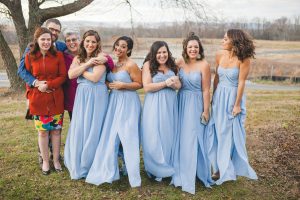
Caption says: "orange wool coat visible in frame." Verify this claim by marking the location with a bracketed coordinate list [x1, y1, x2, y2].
[25, 51, 67, 116]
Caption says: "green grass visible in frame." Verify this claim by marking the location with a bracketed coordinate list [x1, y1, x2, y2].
[0, 90, 299, 199]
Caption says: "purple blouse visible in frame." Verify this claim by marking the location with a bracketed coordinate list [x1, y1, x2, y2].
[63, 51, 77, 112]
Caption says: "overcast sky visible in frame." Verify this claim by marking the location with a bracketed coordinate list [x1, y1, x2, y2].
[56, 0, 300, 23]
[10, 0, 300, 26]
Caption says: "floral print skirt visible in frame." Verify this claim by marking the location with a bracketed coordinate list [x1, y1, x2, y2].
[34, 114, 63, 131]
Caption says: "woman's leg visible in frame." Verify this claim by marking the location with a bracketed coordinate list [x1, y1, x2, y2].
[38, 130, 50, 171]
[50, 129, 62, 170]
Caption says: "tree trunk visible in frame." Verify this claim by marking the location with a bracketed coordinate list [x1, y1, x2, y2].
[0, 30, 24, 91]
[0, 0, 94, 92]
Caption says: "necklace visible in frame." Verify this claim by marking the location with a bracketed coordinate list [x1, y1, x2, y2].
[115, 59, 128, 68]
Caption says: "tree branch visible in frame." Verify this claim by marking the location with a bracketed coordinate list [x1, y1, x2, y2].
[0, 0, 13, 9]
[40, 0, 94, 20]
[38, 0, 46, 6]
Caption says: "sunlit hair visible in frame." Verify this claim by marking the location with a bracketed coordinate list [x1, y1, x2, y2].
[113, 36, 134, 57]
[143, 41, 177, 77]
[227, 29, 255, 61]
[30, 27, 56, 58]
[78, 30, 101, 63]
[45, 18, 62, 29]
[182, 32, 204, 63]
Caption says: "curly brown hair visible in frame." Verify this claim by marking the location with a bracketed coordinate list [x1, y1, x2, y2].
[143, 41, 177, 77]
[30, 27, 56, 58]
[78, 30, 102, 63]
[182, 32, 204, 63]
[227, 29, 255, 61]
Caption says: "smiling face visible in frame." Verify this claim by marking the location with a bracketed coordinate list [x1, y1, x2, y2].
[222, 33, 233, 50]
[84, 35, 98, 56]
[66, 34, 80, 54]
[114, 39, 128, 58]
[37, 33, 52, 53]
[46, 22, 61, 42]
[156, 46, 168, 65]
[186, 40, 199, 59]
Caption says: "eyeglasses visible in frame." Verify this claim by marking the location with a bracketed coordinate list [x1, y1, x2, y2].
[66, 38, 79, 43]
[48, 27, 61, 34]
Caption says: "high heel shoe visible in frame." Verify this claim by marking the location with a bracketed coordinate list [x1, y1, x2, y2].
[54, 167, 63, 173]
[42, 169, 51, 175]
[212, 172, 220, 181]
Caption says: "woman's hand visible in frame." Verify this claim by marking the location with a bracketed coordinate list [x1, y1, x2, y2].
[108, 81, 124, 90]
[95, 54, 108, 64]
[232, 105, 241, 117]
[86, 57, 104, 66]
[202, 111, 210, 122]
[34, 80, 46, 87]
[38, 83, 48, 92]
[166, 76, 180, 89]
[165, 77, 174, 87]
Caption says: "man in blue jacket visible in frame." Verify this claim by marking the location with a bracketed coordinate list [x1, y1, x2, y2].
[18, 18, 67, 168]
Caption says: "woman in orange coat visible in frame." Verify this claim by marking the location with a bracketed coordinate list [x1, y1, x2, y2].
[25, 27, 66, 175]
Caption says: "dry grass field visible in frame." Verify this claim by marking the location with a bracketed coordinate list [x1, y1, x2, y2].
[0, 88, 299, 199]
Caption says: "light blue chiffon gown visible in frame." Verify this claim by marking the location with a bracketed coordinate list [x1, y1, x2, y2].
[171, 69, 213, 194]
[206, 66, 258, 185]
[86, 70, 141, 187]
[141, 70, 178, 181]
[64, 67, 108, 179]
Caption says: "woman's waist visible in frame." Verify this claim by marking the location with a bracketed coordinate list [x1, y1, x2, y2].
[218, 81, 238, 88]
[77, 81, 106, 86]
[110, 89, 138, 95]
[179, 87, 202, 94]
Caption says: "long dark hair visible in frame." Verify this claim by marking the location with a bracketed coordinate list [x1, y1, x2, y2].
[78, 30, 101, 63]
[143, 41, 177, 77]
[30, 27, 56, 58]
[227, 29, 255, 61]
[113, 36, 134, 57]
[182, 32, 204, 63]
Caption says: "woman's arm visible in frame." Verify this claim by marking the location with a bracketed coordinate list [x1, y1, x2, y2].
[82, 64, 106, 83]
[201, 62, 211, 120]
[232, 58, 250, 116]
[213, 51, 221, 94]
[108, 62, 142, 90]
[142, 61, 167, 93]
[68, 56, 89, 79]
[68, 56, 104, 79]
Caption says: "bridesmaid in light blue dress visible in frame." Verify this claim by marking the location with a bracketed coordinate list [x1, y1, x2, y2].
[141, 41, 181, 181]
[86, 36, 142, 187]
[171, 33, 213, 194]
[64, 30, 109, 179]
[206, 29, 258, 185]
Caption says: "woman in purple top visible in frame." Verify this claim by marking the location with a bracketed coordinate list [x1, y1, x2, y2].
[62, 29, 114, 120]
[63, 29, 80, 119]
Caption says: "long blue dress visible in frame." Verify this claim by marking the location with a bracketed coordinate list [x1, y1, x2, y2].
[141, 70, 178, 181]
[64, 67, 108, 179]
[171, 69, 213, 194]
[206, 66, 258, 185]
[86, 70, 141, 187]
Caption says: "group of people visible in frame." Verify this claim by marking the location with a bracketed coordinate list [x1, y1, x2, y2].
[18, 18, 258, 195]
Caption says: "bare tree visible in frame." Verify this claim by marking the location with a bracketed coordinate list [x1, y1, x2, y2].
[0, 0, 93, 92]
[0, 0, 208, 92]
